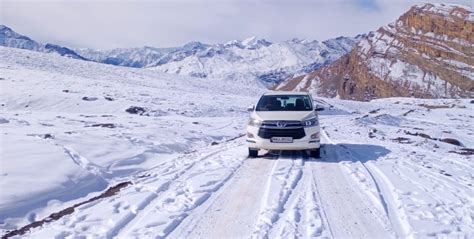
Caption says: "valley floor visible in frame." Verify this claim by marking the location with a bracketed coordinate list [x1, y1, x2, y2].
[3, 104, 474, 238]
[1, 47, 473, 238]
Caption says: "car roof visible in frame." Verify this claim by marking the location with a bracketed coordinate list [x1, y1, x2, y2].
[263, 91, 310, 96]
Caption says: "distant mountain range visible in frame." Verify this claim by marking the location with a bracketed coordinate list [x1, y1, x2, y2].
[3, 2, 471, 99]
[277, 3, 474, 100]
[0, 25, 86, 60]
[77, 35, 363, 87]
[0, 24, 361, 87]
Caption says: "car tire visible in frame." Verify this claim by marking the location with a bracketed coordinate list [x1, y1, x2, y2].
[248, 148, 258, 158]
[310, 148, 320, 158]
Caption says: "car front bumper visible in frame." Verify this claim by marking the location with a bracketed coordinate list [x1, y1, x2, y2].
[246, 125, 320, 150]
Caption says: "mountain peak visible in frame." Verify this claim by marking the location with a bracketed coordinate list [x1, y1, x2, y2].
[241, 36, 271, 49]
[0, 25, 86, 60]
[277, 3, 473, 100]
[0, 25, 11, 31]
[182, 41, 208, 50]
[241, 36, 257, 45]
[0, 24, 39, 50]
[414, 2, 472, 13]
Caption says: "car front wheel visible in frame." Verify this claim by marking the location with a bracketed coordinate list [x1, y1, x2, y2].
[310, 148, 320, 158]
[248, 148, 258, 158]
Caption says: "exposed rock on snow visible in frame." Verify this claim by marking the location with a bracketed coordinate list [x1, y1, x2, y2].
[125, 106, 148, 115]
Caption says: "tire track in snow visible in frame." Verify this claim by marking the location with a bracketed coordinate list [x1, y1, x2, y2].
[172, 152, 278, 238]
[309, 148, 334, 238]
[315, 129, 393, 238]
[338, 143, 413, 238]
[113, 147, 228, 237]
[252, 151, 305, 238]
[273, 152, 328, 238]
[25, 141, 247, 238]
[362, 161, 413, 238]
[114, 142, 247, 238]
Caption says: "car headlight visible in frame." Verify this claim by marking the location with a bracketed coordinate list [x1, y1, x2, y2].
[248, 118, 262, 127]
[302, 117, 319, 127]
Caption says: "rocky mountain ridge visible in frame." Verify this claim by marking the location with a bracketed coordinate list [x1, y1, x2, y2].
[277, 3, 473, 100]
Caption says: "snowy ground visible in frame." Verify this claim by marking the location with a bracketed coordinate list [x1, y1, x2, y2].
[1, 47, 473, 238]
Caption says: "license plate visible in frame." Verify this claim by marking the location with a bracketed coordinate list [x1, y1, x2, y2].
[271, 137, 293, 143]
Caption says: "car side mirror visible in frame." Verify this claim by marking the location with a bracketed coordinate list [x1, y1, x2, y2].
[315, 106, 324, 111]
[247, 105, 255, 112]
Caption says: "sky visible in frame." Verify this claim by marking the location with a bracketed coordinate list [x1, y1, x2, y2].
[0, 0, 472, 49]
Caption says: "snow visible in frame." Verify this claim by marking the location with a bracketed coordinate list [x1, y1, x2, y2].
[349, 2, 473, 100]
[77, 36, 361, 87]
[1, 24, 361, 88]
[0, 46, 261, 232]
[367, 57, 460, 98]
[415, 3, 472, 18]
[150, 37, 359, 87]
[1, 46, 474, 238]
[0, 25, 84, 60]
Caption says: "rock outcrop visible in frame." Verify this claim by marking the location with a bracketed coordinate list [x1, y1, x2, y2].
[277, 3, 473, 100]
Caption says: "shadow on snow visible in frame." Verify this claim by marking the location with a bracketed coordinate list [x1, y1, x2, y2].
[257, 143, 390, 163]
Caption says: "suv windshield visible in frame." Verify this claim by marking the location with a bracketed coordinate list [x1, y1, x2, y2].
[256, 95, 313, 111]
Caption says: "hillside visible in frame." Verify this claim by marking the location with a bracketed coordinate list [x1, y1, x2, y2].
[0, 25, 86, 60]
[277, 3, 473, 100]
[1, 47, 473, 238]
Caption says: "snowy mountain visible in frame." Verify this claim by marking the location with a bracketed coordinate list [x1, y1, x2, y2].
[156, 36, 363, 87]
[0, 25, 86, 60]
[76, 41, 210, 68]
[277, 3, 474, 100]
[78, 36, 362, 87]
[1, 24, 361, 87]
[1, 46, 473, 238]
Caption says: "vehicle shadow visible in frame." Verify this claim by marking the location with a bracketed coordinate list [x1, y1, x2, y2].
[260, 150, 289, 160]
[256, 143, 390, 163]
[316, 143, 391, 163]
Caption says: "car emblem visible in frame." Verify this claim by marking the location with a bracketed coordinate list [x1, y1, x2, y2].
[276, 121, 286, 128]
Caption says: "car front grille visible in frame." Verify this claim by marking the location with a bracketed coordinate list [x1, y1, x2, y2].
[260, 120, 302, 129]
[258, 128, 306, 139]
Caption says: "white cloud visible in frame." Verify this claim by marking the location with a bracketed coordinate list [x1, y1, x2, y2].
[1, 0, 471, 49]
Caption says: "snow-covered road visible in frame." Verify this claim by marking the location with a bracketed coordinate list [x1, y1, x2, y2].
[173, 129, 398, 239]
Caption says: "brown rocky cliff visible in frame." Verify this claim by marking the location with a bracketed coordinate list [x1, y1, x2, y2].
[277, 3, 474, 100]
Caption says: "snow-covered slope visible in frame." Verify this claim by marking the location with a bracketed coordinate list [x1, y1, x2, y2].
[78, 36, 362, 87]
[0, 46, 262, 233]
[1, 46, 473, 238]
[0, 25, 86, 60]
[278, 3, 474, 100]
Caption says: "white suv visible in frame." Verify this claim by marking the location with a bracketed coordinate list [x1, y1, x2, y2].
[246, 91, 322, 158]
